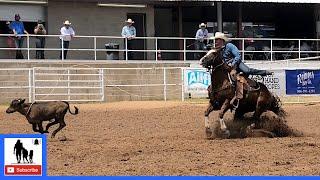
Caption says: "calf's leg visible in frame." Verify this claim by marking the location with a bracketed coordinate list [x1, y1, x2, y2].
[37, 122, 48, 134]
[32, 123, 39, 133]
[45, 119, 59, 132]
[51, 118, 66, 138]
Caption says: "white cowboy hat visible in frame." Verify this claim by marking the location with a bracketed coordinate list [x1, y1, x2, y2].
[125, 18, 134, 24]
[63, 20, 71, 25]
[211, 32, 229, 42]
[199, 23, 206, 28]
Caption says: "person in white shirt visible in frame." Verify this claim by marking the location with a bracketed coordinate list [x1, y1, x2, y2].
[121, 18, 136, 60]
[60, 20, 75, 59]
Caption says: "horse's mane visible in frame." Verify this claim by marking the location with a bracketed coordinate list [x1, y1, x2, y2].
[209, 47, 233, 73]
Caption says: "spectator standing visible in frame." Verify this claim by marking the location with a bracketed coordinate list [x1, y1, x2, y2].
[59, 20, 75, 59]
[194, 23, 208, 60]
[121, 18, 136, 60]
[9, 14, 29, 59]
[34, 20, 47, 59]
[4, 21, 15, 58]
[300, 42, 311, 58]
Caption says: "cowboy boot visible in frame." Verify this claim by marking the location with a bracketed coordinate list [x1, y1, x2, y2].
[265, 70, 273, 76]
[230, 69, 237, 86]
[230, 80, 244, 110]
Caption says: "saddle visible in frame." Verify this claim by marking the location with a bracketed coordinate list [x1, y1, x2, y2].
[229, 71, 261, 109]
[230, 71, 260, 91]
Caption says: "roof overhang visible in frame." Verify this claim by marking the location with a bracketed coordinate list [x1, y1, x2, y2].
[212, 0, 318, 3]
[49, 0, 319, 4]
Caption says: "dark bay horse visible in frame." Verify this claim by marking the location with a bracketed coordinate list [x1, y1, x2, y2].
[200, 49, 285, 137]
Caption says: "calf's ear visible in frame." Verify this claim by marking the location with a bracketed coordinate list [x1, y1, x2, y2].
[18, 99, 26, 104]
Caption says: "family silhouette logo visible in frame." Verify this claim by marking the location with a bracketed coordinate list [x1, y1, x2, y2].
[3, 137, 44, 176]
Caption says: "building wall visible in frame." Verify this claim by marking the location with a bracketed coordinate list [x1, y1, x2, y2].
[46, 1, 155, 60]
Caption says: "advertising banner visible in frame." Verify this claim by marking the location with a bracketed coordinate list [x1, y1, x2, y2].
[286, 69, 320, 95]
[184, 69, 211, 97]
[250, 70, 286, 96]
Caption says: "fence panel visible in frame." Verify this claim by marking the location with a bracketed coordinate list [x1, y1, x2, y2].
[103, 67, 183, 102]
[33, 67, 104, 102]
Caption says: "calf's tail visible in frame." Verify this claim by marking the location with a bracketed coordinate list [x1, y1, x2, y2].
[63, 101, 79, 115]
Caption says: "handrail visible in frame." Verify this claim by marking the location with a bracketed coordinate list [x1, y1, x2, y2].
[1, 33, 320, 61]
[2, 34, 320, 41]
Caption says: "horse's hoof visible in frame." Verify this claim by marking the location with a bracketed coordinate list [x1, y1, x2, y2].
[205, 127, 213, 139]
[221, 129, 231, 139]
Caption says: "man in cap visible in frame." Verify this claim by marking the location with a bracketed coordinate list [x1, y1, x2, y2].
[212, 32, 272, 108]
[60, 20, 75, 59]
[121, 18, 136, 60]
[194, 23, 208, 60]
[9, 14, 29, 59]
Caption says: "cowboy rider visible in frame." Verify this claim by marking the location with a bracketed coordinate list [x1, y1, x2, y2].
[211, 32, 273, 107]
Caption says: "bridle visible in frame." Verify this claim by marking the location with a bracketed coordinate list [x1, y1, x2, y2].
[205, 53, 234, 96]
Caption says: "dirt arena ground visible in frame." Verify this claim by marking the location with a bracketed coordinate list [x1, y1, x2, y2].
[1, 101, 320, 175]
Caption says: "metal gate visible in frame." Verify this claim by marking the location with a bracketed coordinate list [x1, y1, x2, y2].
[32, 67, 104, 102]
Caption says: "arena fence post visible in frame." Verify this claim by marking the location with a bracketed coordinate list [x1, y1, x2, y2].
[125, 38, 128, 61]
[94, 37, 97, 61]
[100, 69, 105, 102]
[163, 68, 167, 101]
[61, 38, 64, 61]
[32, 67, 36, 102]
[183, 39, 186, 61]
[270, 39, 273, 61]
[28, 69, 32, 103]
[27, 34, 30, 60]
[155, 38, 158, 61]
[242, 39, 245, 62]
[298, 39, 301, 61]
[67, 69, 70, 101]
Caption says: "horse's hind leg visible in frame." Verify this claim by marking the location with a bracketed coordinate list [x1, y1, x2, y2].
[253, 96, 267, 128]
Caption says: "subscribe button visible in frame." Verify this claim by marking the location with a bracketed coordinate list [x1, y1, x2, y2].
[5, 165, 42, 176]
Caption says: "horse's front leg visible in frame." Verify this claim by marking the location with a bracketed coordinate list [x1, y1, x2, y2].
[218, 99, 232, 132]
[204, 103, 214, 137]
[204, 103, 214, 128]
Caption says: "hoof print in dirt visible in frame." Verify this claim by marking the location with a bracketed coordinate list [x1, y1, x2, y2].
[58, 135, 67, 141]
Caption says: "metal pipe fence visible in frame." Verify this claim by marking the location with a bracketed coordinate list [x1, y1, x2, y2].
[0, 67, 319, 103]
[1, 34, 320, 61]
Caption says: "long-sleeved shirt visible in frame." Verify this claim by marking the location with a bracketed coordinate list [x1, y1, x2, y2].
[9, 21, 25, 36]
[60, 26, 75, 41]
[222, 42, 241, 66]
[121, 25, 136, 38]
[195, 29, 208, 42]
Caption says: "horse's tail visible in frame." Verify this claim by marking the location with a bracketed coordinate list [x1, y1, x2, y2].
[270, 94, 287, 118]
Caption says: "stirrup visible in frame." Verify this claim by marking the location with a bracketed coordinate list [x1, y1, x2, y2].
[232, 99, 240, 111]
